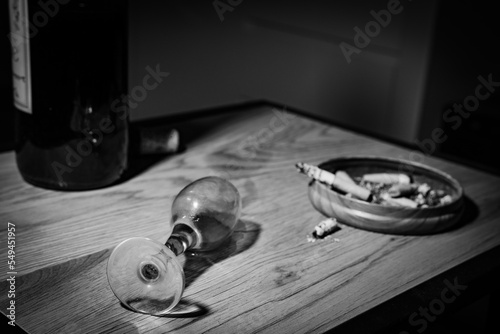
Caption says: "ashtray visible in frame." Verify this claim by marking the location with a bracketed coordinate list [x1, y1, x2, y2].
[307, 156, 465, 235]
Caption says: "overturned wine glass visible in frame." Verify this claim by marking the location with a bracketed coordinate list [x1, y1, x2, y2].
[107, 176, 241, 315]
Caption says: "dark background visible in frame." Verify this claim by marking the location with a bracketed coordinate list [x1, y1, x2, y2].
[1, 0, 499, 175]
[1, 1, 499, 332]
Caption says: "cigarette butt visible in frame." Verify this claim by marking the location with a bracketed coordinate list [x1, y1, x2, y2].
[395, 197, 418, 208]
[440, 195, 453, 205]
[335, 170, 356, 185]
[388, 183, 417, 197]
[436, 189, 446, 197]
[362, 173, 411, 184]
[333, 176, 372, 201]
[296, 162, 371, 201]
[296, 162, 335, 184]
[314, 218, 338, 237]
[415, 193, 426, 205]
[381, 193, 418, 208]
[417, 183, 431, 196]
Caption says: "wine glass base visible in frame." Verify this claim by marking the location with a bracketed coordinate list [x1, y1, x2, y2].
[107, 237, 185, 315]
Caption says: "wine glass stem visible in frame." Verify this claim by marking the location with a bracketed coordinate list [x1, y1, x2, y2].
[165, 229, 196, 256]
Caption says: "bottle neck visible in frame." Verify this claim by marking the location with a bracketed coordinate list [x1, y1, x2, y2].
[165, 220, 197, 256]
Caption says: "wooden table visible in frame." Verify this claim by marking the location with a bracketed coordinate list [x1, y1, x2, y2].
[1, 104, 500, 333]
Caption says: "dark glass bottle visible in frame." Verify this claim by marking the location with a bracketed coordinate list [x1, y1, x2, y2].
[8, 0, 128, 190]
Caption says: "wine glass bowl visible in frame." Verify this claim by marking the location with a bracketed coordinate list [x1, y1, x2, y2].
[171, 176, 242, 252]
[107, 176, 242, 315]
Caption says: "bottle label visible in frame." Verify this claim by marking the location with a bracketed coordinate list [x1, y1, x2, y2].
[9, 0, 32, 114]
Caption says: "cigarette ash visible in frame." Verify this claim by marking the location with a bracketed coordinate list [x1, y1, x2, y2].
[354, 177, 452, 208]
[295, 162, 452, 208]
[307, 218, 341, 243]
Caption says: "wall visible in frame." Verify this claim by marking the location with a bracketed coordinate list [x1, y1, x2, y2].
[1, 0, 437, 150]
[128, 0, 438, 143]
[419, 0, 500, 173]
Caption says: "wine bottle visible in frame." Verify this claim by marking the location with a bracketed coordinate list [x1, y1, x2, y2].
[8, 0, 128, 190]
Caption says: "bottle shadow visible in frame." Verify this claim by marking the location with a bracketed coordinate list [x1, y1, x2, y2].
[114, 106, 260, 186]
[116, 152, 180, 185]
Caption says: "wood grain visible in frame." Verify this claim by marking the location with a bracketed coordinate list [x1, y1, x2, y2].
[1, 105, 500, 333]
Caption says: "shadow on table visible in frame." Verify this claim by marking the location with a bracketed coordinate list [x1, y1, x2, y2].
[119, 299, 209, 319]
[182, 219, 261, 288]
[113, 108, 253, 186]
[443, 195, 479, 233]
[119, 219, 261, 318]
[116, 153, 175, 185]
[161, 219, 260, 318]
